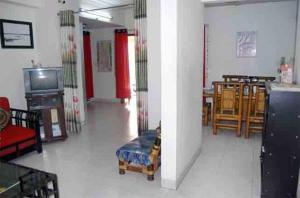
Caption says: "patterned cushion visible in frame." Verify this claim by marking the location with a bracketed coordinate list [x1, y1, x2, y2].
[116, 133, 157, 166]
[0, 107, 10, 131]
[141, 130, 157, 141]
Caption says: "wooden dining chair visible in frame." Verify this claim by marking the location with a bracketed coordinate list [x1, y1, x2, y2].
[213, 82, 244, 136]
[245, 83, 266, 138]
[202, 102, 211, 126]
[202, 88, 214, 126]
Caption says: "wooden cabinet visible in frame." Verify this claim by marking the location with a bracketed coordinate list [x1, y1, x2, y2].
[26, 92, 67, 142]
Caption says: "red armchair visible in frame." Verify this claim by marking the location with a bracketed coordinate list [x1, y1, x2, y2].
[0, 97, 42, 160]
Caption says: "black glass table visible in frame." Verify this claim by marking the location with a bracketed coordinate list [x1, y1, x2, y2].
[0, 161, 59, 198]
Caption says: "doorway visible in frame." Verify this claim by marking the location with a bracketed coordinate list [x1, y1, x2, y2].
[128, 35, 136, 98]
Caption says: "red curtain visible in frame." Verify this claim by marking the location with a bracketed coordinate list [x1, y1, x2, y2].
[83, 31, 94, 100]
[203, 25, 208, 105]
[115, 29, 131, 99]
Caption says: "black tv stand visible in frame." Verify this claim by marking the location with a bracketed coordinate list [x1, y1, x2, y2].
[25, 91, 67, 142]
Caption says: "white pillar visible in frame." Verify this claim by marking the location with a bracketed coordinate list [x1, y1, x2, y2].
[161, 0, 178, 190]
[160, 0, 204, 189]
[147, 0, 162, 129]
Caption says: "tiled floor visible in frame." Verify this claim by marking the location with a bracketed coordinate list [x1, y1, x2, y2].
[15, 101, 262, 198]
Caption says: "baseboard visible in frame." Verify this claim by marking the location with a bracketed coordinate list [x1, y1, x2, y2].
[161, 178, 177, 190]
[80, 121, 87, 126]
[176, 146, 202, 189]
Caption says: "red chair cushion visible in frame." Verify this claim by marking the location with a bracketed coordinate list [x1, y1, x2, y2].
[0, 125, 36, 148]
[0, 97, 10, 112]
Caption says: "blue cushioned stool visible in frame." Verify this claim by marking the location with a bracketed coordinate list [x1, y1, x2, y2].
[116, 128, 161, 181]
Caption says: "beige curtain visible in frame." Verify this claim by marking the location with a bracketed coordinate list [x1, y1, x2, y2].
[60, 10, 81, 133]
[134, 0, 148, 135]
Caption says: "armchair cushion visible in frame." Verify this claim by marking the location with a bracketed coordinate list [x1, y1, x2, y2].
[0, 107, 10, 131]
[0, 125, 36, 147]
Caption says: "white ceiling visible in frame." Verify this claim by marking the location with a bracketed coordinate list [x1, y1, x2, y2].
[79, 0, 133, 26]
[203, 0, 295, 4]
[80, 0, 294, 8]
[204, 0, 295, 7]
[80, 16, 122, 29]
[79, 0, 294, 27]
[203, 0, 286, 2]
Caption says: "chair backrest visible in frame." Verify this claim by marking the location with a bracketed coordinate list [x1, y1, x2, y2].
[248, 84, 266, 116]
[213, 82, 244, 115]
[0, 97, 10, 112]
[221, 85, 237, 114]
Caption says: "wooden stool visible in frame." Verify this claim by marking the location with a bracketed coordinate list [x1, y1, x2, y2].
[116, 127, 161, 181]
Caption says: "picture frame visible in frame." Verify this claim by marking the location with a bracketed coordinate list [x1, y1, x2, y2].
[97, 40, 112, 72]
[236, 31, 256, 57]
[0, 19, 34, 49]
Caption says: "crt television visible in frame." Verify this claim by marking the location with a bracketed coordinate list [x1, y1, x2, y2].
[23, 67, 64, 94]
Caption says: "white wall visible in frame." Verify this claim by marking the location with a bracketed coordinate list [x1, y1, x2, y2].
[0, 0, 86, 123]
[0, 2, 39, 109]
[2, 0, 43, 8]
[35, 1, 61, 67]
[90, 28, 117, 100]
[161, 0, 203, 189]
[122, 8, 134, 30]
[147, 0, 161, 129]
[204, 1, 297, 86]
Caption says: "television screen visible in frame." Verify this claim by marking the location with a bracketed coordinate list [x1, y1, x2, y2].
[29, 70, 59, 91]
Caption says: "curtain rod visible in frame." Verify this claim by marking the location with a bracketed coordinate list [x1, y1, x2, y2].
[205, 0, 295, 7]
[57, 4, 133, 16]
[75, 4, 134, 14]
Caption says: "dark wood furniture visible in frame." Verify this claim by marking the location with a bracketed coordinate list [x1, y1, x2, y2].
[222, 75, 249, 82]
[249, 76, 276, 83]
[261, 83, 300, 198]
[0, 97, 42, 160]
[213, 82, 244, 136]
[245, 83, 266, 138]
[223, 75, 276, 83]
[26, 92, 67, 142]
[0, 161, 59, 197]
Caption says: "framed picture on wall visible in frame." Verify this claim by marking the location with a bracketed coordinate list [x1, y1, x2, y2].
[97, 40, 112, 72]
[0, 19, 34, 49]
[236, 31, 256, 57]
